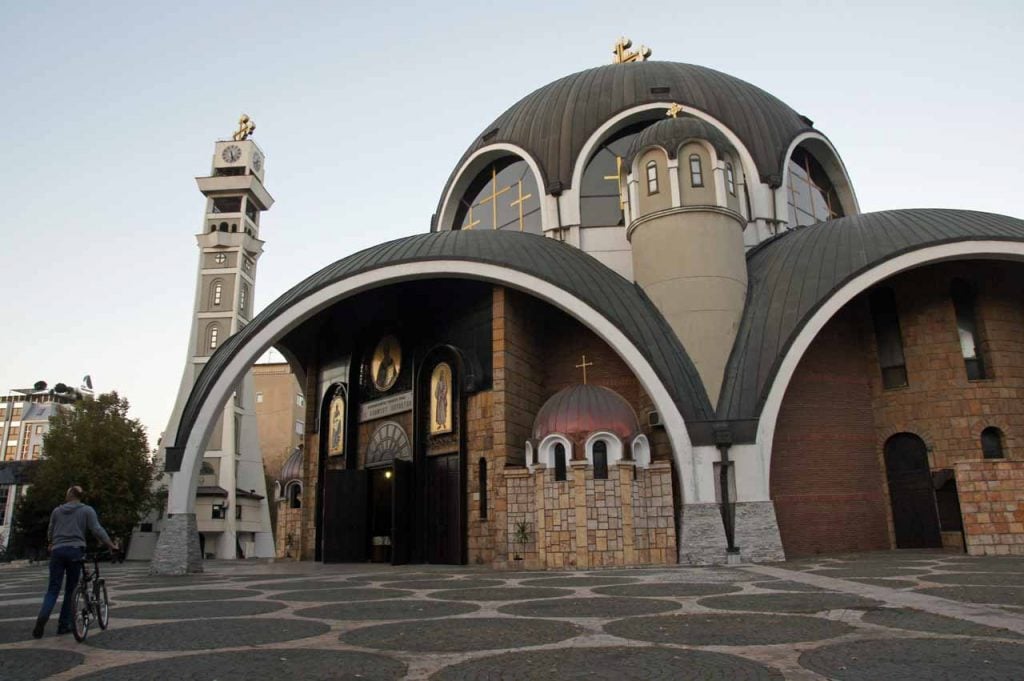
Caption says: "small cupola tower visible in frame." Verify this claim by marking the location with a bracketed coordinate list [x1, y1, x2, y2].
[623, 108, 749, 405]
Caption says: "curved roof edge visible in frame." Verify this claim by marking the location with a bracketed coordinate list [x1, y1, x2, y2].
[718, 208, 1024, 426]
[173, 231, 714, 454]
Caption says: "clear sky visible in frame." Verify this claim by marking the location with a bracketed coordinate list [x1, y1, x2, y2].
[1, 0, 1021, 444]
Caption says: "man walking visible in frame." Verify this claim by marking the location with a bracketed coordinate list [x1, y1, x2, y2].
[32, 485, 118, 638]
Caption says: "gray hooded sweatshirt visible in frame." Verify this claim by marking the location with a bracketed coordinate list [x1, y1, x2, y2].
[47, 502, 112, 549]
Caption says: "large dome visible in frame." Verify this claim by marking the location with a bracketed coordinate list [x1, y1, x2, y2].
[440, 60, 815, 207]
[532, 384, 641, 441]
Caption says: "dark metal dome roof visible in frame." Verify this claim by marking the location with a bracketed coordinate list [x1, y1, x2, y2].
[437, 61, 815, 216]
[624, 116, 736, 166]
[718, 208, 1024, 430]
[533, 384, 640, 441]
[279, 446, 303, 483]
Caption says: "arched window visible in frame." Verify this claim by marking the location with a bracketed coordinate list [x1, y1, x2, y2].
[688, 154, 703, 187]
[479, 458, 488, 519]
[869, 287, 907, 389]
[981, 427, 1004, 459]
[593, 440, 609, 480]
[200, 461, 215, 475]
[646, 160, 659, 195]
[288, 482, 302, 509]
[786, 146, 843, 227]
[210, 281, 223, 307]
[951, 279, 986, 380]
[239, 284, 248, 315]
[553, 443, 567, 482]
[207, 324, 219, 350]
[453, 157, 541, 233]
[726, 162, 736, 196]
[579, 118, 660, 227]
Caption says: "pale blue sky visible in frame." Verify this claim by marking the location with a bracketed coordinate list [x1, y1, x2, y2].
[1, 0, 1020, 442]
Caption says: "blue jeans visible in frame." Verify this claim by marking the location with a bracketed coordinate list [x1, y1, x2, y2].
[38, 545, 84, 630]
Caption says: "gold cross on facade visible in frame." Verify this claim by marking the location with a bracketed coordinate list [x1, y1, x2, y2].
[232, 114, 256, 141]
[478, 167, 511, 230]
[463, 205, 481, 230]
[509, 179, 533, 231]
[575, 354, 594, 384]
[612, 37, 651, 64]
[666, 103, 684, 118]
[603, 155, 627, 210]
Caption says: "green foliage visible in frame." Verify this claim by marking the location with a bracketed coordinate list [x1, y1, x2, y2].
[15, 392, 160, 551]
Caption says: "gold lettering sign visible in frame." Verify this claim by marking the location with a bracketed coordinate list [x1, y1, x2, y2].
[371, 335, 401, 392]
[327, 391, 345, 457]
[430, 362, 453, 435]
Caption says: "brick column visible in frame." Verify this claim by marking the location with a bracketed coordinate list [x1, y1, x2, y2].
[618, 461, 636, 565]
[572, 461, 590, 569]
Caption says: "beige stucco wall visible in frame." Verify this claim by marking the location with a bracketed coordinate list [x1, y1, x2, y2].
[253, 362, 305, 479]
[630, 209, 747, 405]
[636, 148, 672, 217]
[678, 142, 716, 206]
[202, 251, 238, 269]
[200, 274, 236, 313]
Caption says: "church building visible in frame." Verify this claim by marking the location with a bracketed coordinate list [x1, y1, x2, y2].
[152, 40, 1024, 574]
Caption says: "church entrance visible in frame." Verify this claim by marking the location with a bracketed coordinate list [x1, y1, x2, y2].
[884, 433, 942, 549]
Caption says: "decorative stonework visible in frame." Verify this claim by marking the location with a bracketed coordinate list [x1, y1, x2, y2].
[678, 503, 729, 565]
[150, 513, 203, 575]
[733, 501, 785, 562]
[955, 459, 1024, 556]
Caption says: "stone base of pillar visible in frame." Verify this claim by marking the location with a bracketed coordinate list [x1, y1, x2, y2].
[678, 503, 729, 565]
[734, 500, 785, 563]
[150, 513, 203, 575]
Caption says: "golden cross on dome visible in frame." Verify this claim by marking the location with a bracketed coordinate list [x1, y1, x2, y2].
[232, 114, 256, 141]
[478, 167, 511, 230]
[666, 103, 684, 118]
[575, 354, 594, 384]
[612, 37, 651, 64]
[509, 179, 533, 231]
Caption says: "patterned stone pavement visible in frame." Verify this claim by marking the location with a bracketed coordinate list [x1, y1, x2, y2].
[1, 550, 1023, 680]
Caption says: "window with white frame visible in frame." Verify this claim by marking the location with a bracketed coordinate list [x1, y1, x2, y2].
[689, 154, 703, 187]
[646, 160, 659, 195]
[726, 162, 736, 195]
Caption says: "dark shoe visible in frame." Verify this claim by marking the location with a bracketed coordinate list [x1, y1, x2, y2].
[32, 617, 46, 639]
[56, 625, 71, 635]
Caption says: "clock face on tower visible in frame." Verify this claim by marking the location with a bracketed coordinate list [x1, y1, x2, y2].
[222, 145, 242, 163]
[251, 152, 263, 172]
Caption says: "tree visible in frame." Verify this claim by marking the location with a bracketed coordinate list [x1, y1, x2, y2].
[14, 392, 160, 554]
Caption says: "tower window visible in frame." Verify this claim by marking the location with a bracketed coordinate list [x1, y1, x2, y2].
[553, 443, 567, 482]
[288, 483, 302, 509]
[689, 154, 703, 187]
[981, 427, 1004, 459]
[212, 197, 242, 214]
[211, 281, 223, 307]
[726, 162, 736, 196]
[214, 253, 227, 265]
[593, 440, 609, 480]
[239, 284, 249, 314]
[951, 278, 986, 380]
[244, 200, 259, 223]
[869, 287, 908, 389]
[646, 160, 659, 195]
[208, 324, 219, 350]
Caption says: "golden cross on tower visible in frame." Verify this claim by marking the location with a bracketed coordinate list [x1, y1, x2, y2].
[478, 167, 511, 230]
[232, 114, 256, 141]
[612, 37, 652, 64]
[666, 103, 684, 118]
[603, 156, 627, 210]
[575, 354, 595, 384]
[509, 179, 533, 231]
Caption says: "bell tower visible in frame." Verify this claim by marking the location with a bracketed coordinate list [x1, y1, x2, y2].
[159, 115, 275, 562]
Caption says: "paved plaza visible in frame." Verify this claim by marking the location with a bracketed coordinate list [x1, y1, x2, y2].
[1, 550, 1023, 680]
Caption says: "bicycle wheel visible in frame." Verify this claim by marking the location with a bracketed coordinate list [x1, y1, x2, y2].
[71, 584, 90, 642]
[94, 581, 110, 629]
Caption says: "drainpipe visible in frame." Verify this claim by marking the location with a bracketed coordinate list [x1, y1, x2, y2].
[714, 427, 739, 557]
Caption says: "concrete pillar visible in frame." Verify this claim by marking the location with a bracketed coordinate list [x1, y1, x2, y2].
[150, 513, 203, 575]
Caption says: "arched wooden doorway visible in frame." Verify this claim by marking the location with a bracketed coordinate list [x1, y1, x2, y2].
[884, 433, 941, 549]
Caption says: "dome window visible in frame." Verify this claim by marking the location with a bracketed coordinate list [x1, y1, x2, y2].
[453, 158, 541, 233]
[688, 154, 704, 188]
[646, 160, 659, 195]
[593, 440, 609, 480]
[786, 146, 843, 227]
[553, 443, 567, 482]
[580, 119, 660, 227]
[726, 162, 736, 196]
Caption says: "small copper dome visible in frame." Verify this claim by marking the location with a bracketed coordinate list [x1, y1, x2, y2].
[279, 446, 303, 483]
[532, 384, 640, 441]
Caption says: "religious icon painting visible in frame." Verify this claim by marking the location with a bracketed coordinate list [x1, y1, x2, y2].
[429, 362, 453, 435]
[371, 334, 401, 392]
[327, 389, 345, 457]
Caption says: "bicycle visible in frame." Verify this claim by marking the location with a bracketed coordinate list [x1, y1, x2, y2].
[70, 552, 111, 642]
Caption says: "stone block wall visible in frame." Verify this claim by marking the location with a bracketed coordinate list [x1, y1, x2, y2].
[955, 459, 1024, 555]
[466, 390, 498, 565]
[275, 503, 303, 559]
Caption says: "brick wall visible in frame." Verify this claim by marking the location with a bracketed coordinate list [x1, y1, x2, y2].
[955, 459, 1024, 555]
[772, 304, 891, 557]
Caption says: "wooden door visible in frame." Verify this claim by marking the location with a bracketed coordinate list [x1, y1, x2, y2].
[884, 434, 941, 549]
[425, 454, 462, 564]
[322, 469, 368, 562]
[391, 458, 414, 565]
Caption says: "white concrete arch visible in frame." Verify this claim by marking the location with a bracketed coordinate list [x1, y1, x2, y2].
[583, 430, 625, 467]
[437, 143, 556, 233]
[749, 241, 1024, 501]
[563, 103, 762, 226]
[780, 132, 861, 219]
[166, 260, 697, 517]
[536, 434, 573, 471]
